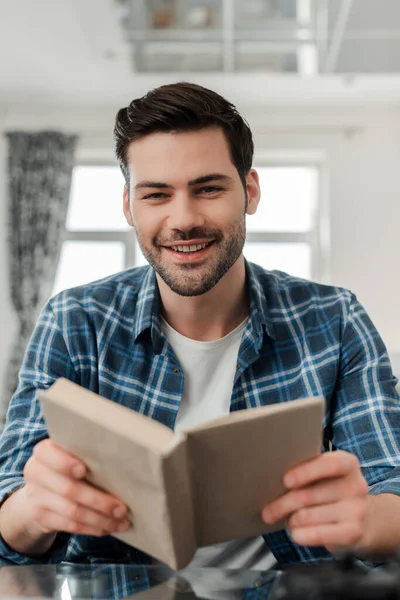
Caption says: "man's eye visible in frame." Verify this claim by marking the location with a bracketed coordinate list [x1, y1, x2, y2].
[198, 186, 222, 194]
[143, 193, 167, 200]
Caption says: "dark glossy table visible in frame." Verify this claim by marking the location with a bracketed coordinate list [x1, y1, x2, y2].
[0, 564, 283, 599]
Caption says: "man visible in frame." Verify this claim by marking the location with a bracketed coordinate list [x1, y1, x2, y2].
[0, 82, 399, 572]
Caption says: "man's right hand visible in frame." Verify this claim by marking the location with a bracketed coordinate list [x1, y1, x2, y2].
[0, 439, 130, 556]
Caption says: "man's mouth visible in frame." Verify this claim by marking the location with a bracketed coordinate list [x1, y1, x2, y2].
[162, 240, 215, 261]
[169, 241, 213, 253]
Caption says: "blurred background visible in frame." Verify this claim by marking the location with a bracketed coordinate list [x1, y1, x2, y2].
[0, 0, 399, 410]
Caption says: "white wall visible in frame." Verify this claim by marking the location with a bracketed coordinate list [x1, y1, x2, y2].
[0, 103, 399, 399]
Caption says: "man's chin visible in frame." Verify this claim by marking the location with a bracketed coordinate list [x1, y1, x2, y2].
[161, 275, 216, 297]
[154, 266, 220, 297]
[166, 285, 212, 298]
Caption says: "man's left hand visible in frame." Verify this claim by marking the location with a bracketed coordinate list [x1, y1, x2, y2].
[261, 451, 369, 553]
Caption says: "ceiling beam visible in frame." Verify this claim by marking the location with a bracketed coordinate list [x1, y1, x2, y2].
[324, 0, 354, 73]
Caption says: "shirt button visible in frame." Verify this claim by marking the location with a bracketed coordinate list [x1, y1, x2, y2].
[173, 368, 180, 374]
[236, 362, 240, 370]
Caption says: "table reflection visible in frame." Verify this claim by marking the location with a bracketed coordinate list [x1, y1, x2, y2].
[0, 563, 283, 599]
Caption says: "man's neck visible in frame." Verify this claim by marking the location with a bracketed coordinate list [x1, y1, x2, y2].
[157, 258, 249, 341]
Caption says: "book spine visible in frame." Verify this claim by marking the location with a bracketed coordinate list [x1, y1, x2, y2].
[162, 439, 197, 569]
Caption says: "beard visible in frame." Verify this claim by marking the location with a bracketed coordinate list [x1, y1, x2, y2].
[135, 216, 246, 297]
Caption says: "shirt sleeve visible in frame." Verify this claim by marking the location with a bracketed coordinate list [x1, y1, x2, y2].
[0, 301, 78, 564]
[331, 292, 400, 494]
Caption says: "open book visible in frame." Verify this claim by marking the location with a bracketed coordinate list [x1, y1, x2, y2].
[39, 379, 324, 570]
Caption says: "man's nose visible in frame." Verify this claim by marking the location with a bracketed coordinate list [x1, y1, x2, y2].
[166, 195, 205, 232]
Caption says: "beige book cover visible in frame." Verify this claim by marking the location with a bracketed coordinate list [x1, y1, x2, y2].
[39, 379, 324, 570]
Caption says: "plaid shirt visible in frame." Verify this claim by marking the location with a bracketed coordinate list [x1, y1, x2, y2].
[0, 261, 399, 570]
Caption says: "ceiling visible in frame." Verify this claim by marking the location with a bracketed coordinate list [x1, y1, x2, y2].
[116, 0, 400, 75]
[1, 0, 400, 109]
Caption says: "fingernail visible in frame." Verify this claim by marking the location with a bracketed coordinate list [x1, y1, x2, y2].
[117, 520, 131, 532]
[72, 464, 85, 478]
[113, 506, 127, 519]
[262, 508, 272, 523]
[284, 474, 296, 488]
[291, 528, 306, 544]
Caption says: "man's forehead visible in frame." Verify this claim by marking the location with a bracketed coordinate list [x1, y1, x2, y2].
[126, 129, 235, 185]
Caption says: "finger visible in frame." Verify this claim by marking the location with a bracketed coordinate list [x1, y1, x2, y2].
[29, 507, 111, 537]
[24, 460, 127, 518]
[262, 474, 368, 524]
[290, 521, 364, 549]
[32, 439, 87, 479]
[27, 485, 131, 534]
[284, 451, 360, 489]
[287, 498, 367, 530]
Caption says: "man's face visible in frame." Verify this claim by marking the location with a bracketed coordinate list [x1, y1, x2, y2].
[123, 127, 259, 297]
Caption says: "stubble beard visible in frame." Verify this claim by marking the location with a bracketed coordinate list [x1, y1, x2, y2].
[135, 216, 246, 297]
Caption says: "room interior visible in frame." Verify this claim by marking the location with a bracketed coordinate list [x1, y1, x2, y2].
[0, 0, 399, 410]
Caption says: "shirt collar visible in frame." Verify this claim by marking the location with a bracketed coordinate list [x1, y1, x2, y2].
[133, 267, 164, 353]
[133, 260, 276, 353]
[245, 259, 276, 342]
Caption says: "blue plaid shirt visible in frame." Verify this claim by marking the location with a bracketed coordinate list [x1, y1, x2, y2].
[0, 261, 399, 570]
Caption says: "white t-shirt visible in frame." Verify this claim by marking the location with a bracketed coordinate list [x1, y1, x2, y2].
[161, 317, 276, 570]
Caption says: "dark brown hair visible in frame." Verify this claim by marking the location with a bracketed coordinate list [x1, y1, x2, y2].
[113, 82, 254, 190]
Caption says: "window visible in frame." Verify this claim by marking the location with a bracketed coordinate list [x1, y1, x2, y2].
[53, 163, 325, 295]
[244, 165, 321, 280]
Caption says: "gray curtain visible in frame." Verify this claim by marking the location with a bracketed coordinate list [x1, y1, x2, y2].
[2, 131, 77, 422]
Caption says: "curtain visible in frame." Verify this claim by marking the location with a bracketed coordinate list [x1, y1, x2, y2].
[2, 131, 77, 423]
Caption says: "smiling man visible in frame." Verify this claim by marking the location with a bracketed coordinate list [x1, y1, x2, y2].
[0, 83, 399, 572]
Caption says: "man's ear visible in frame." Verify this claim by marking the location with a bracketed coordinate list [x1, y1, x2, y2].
[245, 169, 261, 216]
[123, 185, 134, 227]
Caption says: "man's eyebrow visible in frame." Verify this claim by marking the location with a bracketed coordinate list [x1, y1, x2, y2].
[135, 181, 172, 190]
[134, 173, 234, 191]
[187, 173, 234, 186]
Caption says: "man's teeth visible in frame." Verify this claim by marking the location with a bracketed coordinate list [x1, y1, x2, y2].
[170, 243, 209, 253]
